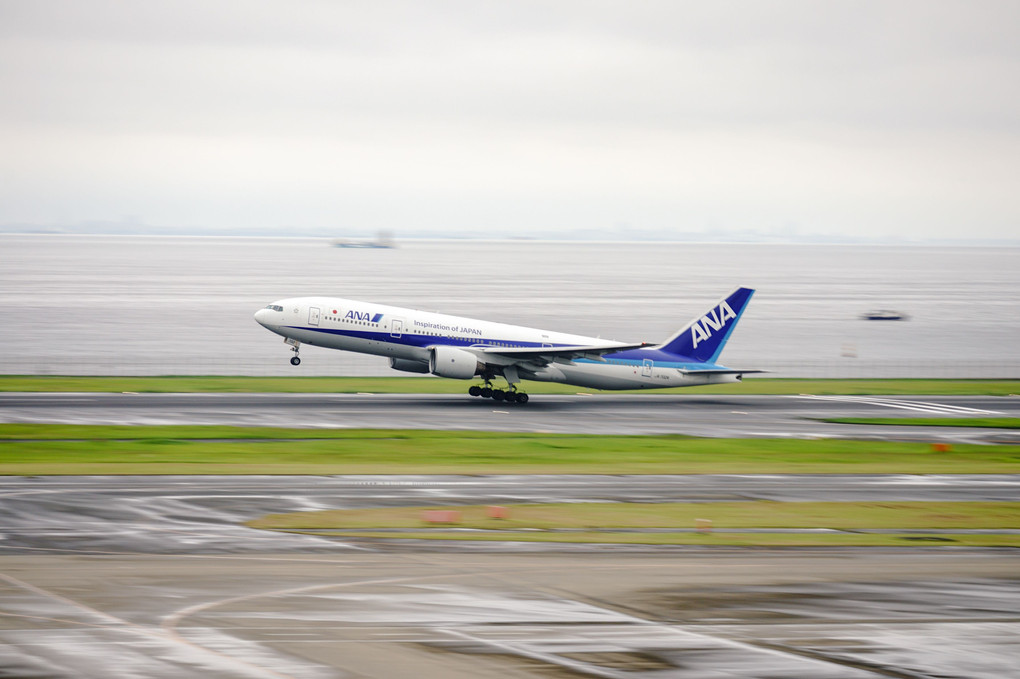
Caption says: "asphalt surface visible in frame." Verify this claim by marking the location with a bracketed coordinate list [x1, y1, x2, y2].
[2, 475, 1019, 555]
[2, 392, 1019, 441]
[2, 392, 1019, 678]
[2, 474, 1019, 677]
[2, 551, 1017, 679]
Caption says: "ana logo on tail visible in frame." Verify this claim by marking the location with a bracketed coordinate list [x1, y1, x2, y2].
[691, 301, 736, 348]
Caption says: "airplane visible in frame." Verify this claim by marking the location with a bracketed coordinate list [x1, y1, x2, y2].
[254, 287, 761, 403]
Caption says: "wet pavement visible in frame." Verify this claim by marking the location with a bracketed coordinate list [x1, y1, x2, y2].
[0, 475, 1018, 677]
[2, 392, 1019, 441]
[1, 552, 1016, 679]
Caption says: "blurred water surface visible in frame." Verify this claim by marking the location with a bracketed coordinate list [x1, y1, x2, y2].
[1, 235, 1017, 377]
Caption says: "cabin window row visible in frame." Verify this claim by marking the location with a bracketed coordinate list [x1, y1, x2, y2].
[324, 315, 379, 326]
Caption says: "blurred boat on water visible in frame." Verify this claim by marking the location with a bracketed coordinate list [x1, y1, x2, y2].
[332, 231, 396, 249]
[861, 309, 909, 321]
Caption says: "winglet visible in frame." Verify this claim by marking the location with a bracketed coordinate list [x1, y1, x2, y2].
[659, 288, 755, 363]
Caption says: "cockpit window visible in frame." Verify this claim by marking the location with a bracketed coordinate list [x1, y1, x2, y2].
[265, 305, 284, 312]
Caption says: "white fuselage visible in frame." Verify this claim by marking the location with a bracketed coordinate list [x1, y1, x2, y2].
[255, 296, 744, 391]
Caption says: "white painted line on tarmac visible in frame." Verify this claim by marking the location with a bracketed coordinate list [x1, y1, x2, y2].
[792, 394, 1002, 415]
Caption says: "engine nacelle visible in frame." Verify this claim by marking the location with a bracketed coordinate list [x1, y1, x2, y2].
[429, 345, 481, 380]
[389, 357, 430, 374]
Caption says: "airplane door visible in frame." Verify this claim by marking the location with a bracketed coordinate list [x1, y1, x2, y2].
[391, 318, 404, 338]
[308, 307, 320, 326]
[642, 358, 653, 377]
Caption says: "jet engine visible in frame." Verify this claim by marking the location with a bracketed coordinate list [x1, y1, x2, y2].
[389, 357, 430, 374]
[429, 345, 481, 379]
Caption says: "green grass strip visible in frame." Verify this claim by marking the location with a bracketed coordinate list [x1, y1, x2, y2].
[249, 501, 1020, 530]
[249, 500, 1020, 548]
[2, 425, 1020, 475]
[278, 530, 1020, 548]
[2, 375, 1019, 395]
[827, 417, 1020, 429]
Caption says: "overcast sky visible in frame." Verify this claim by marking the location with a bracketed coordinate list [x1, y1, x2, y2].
[1, 1, 1017, 240]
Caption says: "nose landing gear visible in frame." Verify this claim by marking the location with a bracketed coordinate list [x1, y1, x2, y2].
[285, 338, 301, 366]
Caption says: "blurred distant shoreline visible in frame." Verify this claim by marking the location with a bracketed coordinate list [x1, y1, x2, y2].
[1, 226, 1017, 248]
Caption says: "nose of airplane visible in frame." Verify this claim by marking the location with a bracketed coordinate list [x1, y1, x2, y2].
[254, 308, 273, 328]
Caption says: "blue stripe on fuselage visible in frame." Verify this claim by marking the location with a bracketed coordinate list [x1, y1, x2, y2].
[286, 326, 722, 370]
[577, 357, 725, 371]
[284, 326, 559, 350]
[605, 347, 696, 363]
[583, 347, 724, 371]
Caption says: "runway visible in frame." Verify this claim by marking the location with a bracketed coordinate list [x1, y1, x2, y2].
[2, 391, 1018, 441]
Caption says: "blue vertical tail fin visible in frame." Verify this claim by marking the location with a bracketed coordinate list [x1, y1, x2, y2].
[659, 287, 755, 363]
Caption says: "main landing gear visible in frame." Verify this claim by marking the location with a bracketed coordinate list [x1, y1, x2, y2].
[468, 382, 529, 404]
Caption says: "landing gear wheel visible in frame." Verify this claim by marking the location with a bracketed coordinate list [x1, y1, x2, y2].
[468, 385, 482, 397]
[290, 356, 301, 366]
[515, 392, 529, 404]
[492, 390, 506, 402]
[480, 387, 492, 398]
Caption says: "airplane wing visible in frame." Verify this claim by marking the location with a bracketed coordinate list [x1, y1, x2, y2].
[474, 342, 654, 365]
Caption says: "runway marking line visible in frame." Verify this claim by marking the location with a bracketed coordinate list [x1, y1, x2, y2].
[442, 627, 627, 679]
[0, 610, 123, 629]
[0, 572, 302, 678]
[160, 551, 905, 678]
[792, 394, 1002, 416]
